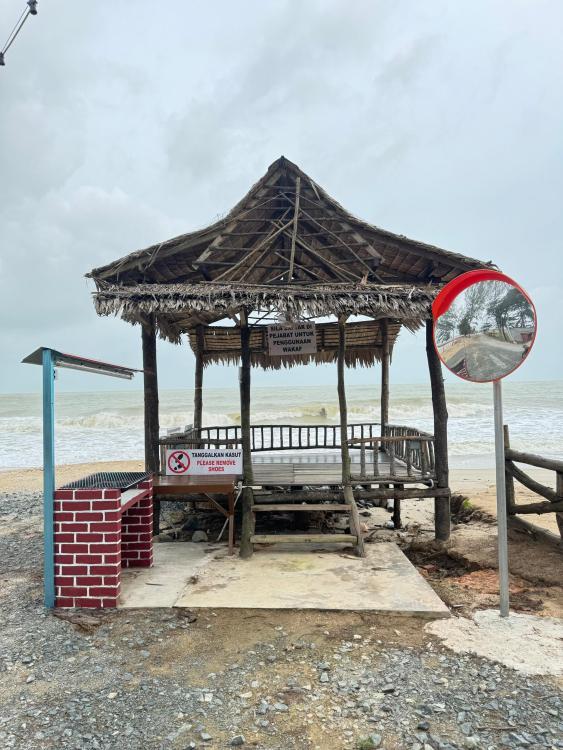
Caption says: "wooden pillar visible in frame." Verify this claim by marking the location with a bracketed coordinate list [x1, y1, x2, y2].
[380, 318, 390, 435]
[393, 484, 403, 529]
[337, 316, 351, 483]
[193, 324, 205, 433]
[425, 318, 450, 541]
[141, 314, 160, 534]
[239, 309, 255, 559]
[338, 316, 365, 556]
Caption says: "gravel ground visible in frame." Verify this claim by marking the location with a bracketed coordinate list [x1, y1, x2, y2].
[0, 490, 562, 750]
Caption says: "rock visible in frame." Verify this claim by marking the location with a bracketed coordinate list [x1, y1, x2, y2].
[320, 672, 329, 683]
[382, 684, 395, 694]
[192, 530, 208, 543]
[417, 720, 430, 731]
[25, 674, 35, 683]
[370, 734, 382, 747]
[273, 703, 288, 712]
[229, 736, 245, 746]
[464, 738, 480, 749]
[200, 730, 212, 741]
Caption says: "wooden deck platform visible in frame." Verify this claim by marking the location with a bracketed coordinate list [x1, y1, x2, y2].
[251, 449, 427, 486]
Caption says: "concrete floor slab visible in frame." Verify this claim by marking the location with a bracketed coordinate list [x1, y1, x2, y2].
[119, 543, 218, 608]
[120, 542, 449, 617]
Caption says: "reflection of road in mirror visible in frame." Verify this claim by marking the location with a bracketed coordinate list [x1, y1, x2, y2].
[438, 331, 531, 381]
[434, 279, 535, 381]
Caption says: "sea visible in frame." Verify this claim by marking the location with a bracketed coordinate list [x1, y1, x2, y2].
[1, 381, 562, 470]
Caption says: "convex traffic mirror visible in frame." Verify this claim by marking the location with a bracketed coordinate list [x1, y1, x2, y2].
[432, 271, 536, 383]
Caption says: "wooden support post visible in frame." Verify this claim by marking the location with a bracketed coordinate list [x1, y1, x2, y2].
[337, 316, 351, 484]
[142, 314, 160, 535]
[393, 484, 403, 529]
[425, 319, 450, 541]
[380, 318, 390, 436]
[193, 324, 205, 433]
[503, 425, 516, 512]
[338, 317, 365, 556]
[239, 309, 255, 559]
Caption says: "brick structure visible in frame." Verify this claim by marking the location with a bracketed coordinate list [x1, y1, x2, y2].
[54, 477, 153, 608]
[121, 480, 153, 569]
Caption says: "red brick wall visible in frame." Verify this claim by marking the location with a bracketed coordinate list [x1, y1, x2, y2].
[53, 478, 153, 608]
[121, 478, 153, 568]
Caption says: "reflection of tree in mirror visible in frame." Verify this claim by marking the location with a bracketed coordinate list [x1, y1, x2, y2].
[435, 280, 535, 382]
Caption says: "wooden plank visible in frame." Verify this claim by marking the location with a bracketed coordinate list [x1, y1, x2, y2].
[251, 487, 449, 502]
[252, 503, 350, 512]
[251, 534, 357, 544]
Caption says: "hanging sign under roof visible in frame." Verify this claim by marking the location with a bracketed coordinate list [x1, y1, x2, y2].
[267, 322, 317, 356]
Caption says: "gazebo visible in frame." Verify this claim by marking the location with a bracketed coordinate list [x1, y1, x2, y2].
[88, 156, 492, 557]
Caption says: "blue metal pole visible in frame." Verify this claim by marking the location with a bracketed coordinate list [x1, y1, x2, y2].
[42, 349, 56, 608]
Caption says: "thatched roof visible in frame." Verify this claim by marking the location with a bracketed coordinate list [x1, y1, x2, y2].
[94, 281, 436, 343]
[88, 156, 494, 341]
[187, 319, 401, 370]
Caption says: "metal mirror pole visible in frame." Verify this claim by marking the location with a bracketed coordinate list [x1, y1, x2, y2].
[493, 378, 510, 617]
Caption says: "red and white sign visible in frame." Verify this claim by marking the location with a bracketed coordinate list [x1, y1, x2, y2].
[165, 448, 243, 476]
[167, 449, 191, 474]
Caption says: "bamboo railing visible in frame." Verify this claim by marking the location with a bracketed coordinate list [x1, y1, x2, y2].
[504, 425, 563, 539]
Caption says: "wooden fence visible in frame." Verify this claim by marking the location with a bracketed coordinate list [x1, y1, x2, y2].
[504, 425, 563, 539]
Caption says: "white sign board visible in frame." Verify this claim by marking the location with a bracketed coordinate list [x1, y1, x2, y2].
[165, 449, 243, 476]
[267, 322, 317, 356]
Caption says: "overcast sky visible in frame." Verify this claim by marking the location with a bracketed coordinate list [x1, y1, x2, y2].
[1, 0, 562, 394]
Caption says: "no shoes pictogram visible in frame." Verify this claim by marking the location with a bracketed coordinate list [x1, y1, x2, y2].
[167, 450, 191, 474]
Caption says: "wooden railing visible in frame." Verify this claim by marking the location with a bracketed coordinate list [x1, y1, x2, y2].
[348, 425, 435, 480]
[160, 422, 435, 478]
[504, 425, 563, 539]
[161, 422, 388, 453]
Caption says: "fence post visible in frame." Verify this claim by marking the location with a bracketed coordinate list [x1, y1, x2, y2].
[556, 472, 563, 539]
[503, 425, 516, 513]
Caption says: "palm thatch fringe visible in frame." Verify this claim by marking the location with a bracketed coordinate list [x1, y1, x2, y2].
[186, 318, 402, 369]
[93, 282, 437, 343]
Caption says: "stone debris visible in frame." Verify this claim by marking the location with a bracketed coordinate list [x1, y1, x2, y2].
[0, 489, 562, 750]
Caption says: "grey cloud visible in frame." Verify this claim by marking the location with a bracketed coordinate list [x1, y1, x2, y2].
[1, 0, 562, 393]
